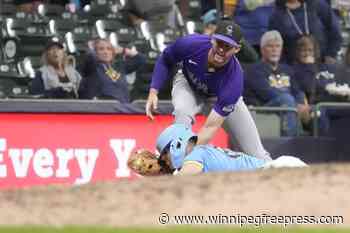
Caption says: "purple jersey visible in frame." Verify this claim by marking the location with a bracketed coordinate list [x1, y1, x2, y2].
[151, 34, 244, 116]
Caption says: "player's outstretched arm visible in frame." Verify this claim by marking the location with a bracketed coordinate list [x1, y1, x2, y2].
[145, 88, 159, 120]
[197, 110, 225, 145]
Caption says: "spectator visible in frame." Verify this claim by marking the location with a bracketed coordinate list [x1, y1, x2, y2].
[244, 30, 310, 136]
[233, 0, 275, 52]
[293, 35, 350, 134]
[269, 0, 342, 64]
[30, 41, 81, 98]
[293, 35, 341, 104]
[79, 39, 145, 102]
[201, 10, 259, 63]
[201, 9, 218, 35]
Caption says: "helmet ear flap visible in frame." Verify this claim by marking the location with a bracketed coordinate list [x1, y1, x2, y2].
[169, 138, 186, 169]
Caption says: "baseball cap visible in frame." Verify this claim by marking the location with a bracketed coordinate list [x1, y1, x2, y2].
[212, 20, 243, 47]
[44, 40, 64, 51]
[201, 9, 217, 25]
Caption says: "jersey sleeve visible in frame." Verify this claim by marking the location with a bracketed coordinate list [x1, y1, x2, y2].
[183, 147, 208, 170]
[150, 35, 201, 91]
[214, 58, 244, 116]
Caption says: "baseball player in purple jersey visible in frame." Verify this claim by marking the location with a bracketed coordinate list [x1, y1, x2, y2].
[146, 20, 271, 161]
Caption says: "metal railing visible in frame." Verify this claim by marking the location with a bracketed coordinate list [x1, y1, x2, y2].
[248, 106, 300, 136]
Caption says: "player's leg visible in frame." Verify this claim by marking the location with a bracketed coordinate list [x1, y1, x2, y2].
[224, 97, 272, 161]
[172, 71, 203, 125]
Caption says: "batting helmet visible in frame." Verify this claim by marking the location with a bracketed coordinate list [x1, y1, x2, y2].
[156, 124, 197, 169]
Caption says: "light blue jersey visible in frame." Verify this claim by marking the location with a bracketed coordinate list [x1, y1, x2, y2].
[183, 145, 266, 173]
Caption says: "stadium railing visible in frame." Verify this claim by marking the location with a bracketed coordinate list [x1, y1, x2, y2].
[248, 106, 300, 137]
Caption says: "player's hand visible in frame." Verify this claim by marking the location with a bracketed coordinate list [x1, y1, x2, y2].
[146, 88, 159, 120]
[297, 104, 311, 124]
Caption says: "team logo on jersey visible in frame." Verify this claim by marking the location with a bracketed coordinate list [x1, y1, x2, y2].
[268, 73, 290, 89]
[222, 104, 235, 113]
[226, 25, 233, 34]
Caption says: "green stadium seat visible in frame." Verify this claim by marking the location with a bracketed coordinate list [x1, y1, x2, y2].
[250, 111, 282, 138]
[96, 19, 136, 46]
[0, 3, 16, 21]
[50, 18, 78, 35]
[37, 3, 65, 19]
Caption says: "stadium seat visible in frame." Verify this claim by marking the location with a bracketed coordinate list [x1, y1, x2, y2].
[68, 33, 91, 54]
[83, 0, 122, 21]
[95, 19, 136, 46]
[143, 21, 182, 44]
[37, 3, 65, 20]
[0, 3, 16, 21]
[250, 111, 282, 137]
[50, 18, 78, 36]
[0, 62, 20, 77]
[1, 38, 17, 61]
[0, 62, 31, 98]
[17, 57, 36, 78]
[129, 39, 163, 100]
[5, 17, 51, 37]
[2, 17, 54, 59]
[24, 56, 41, 70]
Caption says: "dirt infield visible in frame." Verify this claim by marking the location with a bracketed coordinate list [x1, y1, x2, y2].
[0, 163, 349, 227]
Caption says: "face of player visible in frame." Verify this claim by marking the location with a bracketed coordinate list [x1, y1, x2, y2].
[95, 40, 114, 63]
[297, 40, 315, 64]
[209, 39, 240, 68]
[261, 39, 282, 65]
[46, 45, 64, 67]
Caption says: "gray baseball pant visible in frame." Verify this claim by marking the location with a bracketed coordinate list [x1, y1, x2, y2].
[171, 72, 271, 161]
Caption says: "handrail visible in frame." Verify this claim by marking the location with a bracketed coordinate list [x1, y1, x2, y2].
[248, 106, 298, 113]
[248, 106, 300, 136]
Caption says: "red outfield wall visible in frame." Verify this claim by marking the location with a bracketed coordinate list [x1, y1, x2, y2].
[0, 114, 228, 189]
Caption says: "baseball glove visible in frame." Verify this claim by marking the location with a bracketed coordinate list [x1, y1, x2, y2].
[127, 149, 172, 176]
